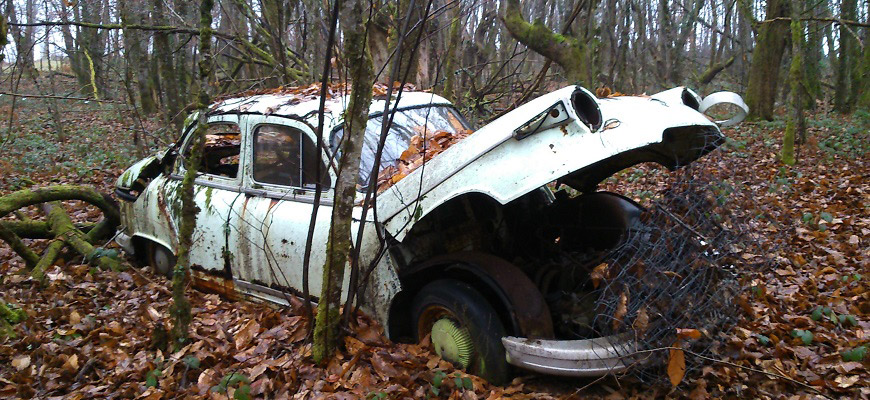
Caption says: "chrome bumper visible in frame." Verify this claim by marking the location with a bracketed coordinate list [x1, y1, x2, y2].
[115, 230, 136, 255]
[502, 335, 634, 377]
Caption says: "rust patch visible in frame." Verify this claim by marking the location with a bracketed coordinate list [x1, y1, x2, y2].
[240, 196, 250, 219]
[191, 269, 238, 300]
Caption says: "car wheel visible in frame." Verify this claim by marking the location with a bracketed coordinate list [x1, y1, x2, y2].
[147, 241, 176, 278]
[413, 279, 509, 385]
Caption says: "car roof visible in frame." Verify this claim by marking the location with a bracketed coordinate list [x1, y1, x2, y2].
[209, 84, 453, 133]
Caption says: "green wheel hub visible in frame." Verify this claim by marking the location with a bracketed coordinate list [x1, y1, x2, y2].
[430, 318, 474, 369]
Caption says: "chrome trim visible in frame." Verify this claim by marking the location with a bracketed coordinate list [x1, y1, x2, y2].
[234, 279, 307, 307]
[501, 335, 634, 377]
[168, 173, 243, 193]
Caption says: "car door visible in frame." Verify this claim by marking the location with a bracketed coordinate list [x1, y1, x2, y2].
[166, 115, 246, 277]
[232, 117, 334, 304]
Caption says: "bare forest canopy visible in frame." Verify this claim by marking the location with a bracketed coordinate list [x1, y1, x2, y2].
[0, 0, 868, 138]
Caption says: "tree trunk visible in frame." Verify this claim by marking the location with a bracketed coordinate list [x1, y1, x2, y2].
[119, 0, 157, 115]
[502, 0, 590, 86]
[802, 0, 822, 109]
[834, 0, 857, 113]
[153, 0, 183, 131]
[312, 0, 375, 364]
[744, 0, 789, 120]
[782, 0, 804, 165]
[170, 0, 214, 347]
[860, 2, 870, 110]
[441, 4, 462, 103]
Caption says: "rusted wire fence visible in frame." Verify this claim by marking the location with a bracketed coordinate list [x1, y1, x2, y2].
[570, 137, 776, 384]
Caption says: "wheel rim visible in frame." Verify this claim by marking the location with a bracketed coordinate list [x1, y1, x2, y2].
[151, 245, 173, 276]
[418, 306, 474, 369]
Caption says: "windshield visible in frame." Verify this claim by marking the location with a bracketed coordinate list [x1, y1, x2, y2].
[331, 105, 470, 187]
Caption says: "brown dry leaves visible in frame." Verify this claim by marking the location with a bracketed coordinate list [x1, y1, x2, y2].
[376, 128, 474, 193]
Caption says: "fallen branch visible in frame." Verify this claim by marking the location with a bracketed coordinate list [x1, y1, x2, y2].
[1, 219, 94, 239]
[0, 186, 121, 279]
[30, 239, 65, 281]
[42, 202, 121, 273]
[0, 222, 40, 268]
[0, 91, 124, 104]
[0, 185, 120, 224]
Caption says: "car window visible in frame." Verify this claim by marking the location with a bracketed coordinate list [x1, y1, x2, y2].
[182, 123, 242, 178]
[253, 124, 331, 188]
[331, 106, 469, 187]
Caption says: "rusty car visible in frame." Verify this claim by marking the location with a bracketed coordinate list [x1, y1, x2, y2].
[114, 85, 747, 384]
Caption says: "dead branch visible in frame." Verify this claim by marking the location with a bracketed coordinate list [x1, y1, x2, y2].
[0, 185, 120, 224]
[41, 201, 121, 273]
[0, 186, 121, 279]
[1, 220, 94, 239]
[30, 240, 65, 281]
[0, 222, 40, 268]
[0, 91, 124, 103]
[761, 17, 870, 28]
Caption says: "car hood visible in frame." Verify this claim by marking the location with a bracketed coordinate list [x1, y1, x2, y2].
[375, 85, 743, 241]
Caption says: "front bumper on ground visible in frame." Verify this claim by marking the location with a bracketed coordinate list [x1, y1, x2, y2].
[502, 335, 634, 377]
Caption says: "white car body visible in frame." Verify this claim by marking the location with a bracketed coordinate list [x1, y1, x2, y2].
[115, 85, 746, 378]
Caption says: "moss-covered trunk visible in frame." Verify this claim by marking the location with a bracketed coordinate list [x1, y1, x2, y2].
[782, 0, 805, 166]
[170, 0, 214, 347]
[0, 300, 26, 338]
[441, 4, 462, 104]
[153, 0, 182, 130]
[312, 0, 375, 364]
[502, 0, 590, 86]
[858, 1, 870, 110]
[834, 0, 857, 113]
[744, 0, 789, 121]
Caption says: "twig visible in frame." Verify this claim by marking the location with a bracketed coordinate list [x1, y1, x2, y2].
[761, 17, 870, 29]
[628, 346, 834, 399]
[75, 358, 97, 382]
[0, 91, 124, 103]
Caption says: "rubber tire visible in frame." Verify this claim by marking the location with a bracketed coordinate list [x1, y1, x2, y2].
[412, 279, 509, 385]
[147, 241, 176, 279]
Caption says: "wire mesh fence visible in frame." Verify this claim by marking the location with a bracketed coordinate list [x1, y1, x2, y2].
[564, 136, 777, 384]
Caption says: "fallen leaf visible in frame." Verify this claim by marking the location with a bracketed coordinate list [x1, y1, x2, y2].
[69, 310, 82, 325]
[612, 289, 629, 331]
[12, 355, 30, 371]
[591, 263, 609, 289]
[834, 374, 859, 388]
[234, 319, 260, 349]
[667, 345, 686, 386]
[676, 328, 702, 340]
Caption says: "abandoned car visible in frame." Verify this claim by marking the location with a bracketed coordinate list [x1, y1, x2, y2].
[114, 85, 747, 383]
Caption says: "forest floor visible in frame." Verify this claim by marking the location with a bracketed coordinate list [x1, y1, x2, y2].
[0, 75, 867, 399]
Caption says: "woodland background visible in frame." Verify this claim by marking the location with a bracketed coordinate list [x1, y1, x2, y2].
[0, 0, 867, 398]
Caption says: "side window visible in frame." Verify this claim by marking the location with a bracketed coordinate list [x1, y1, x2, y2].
[183, 122, 242, 178]
[253, 124, 331, 188]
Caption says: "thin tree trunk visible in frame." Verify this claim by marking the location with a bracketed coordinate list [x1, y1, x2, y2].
[834, 0, 856, 112]
[745, 0, 789, 120]
[171, 0, 215, 346]
[782, 0, 804, 165]
[153, 0, 182, 130]
[859, 1, 870, 110]
[312, 0, 375, 364]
